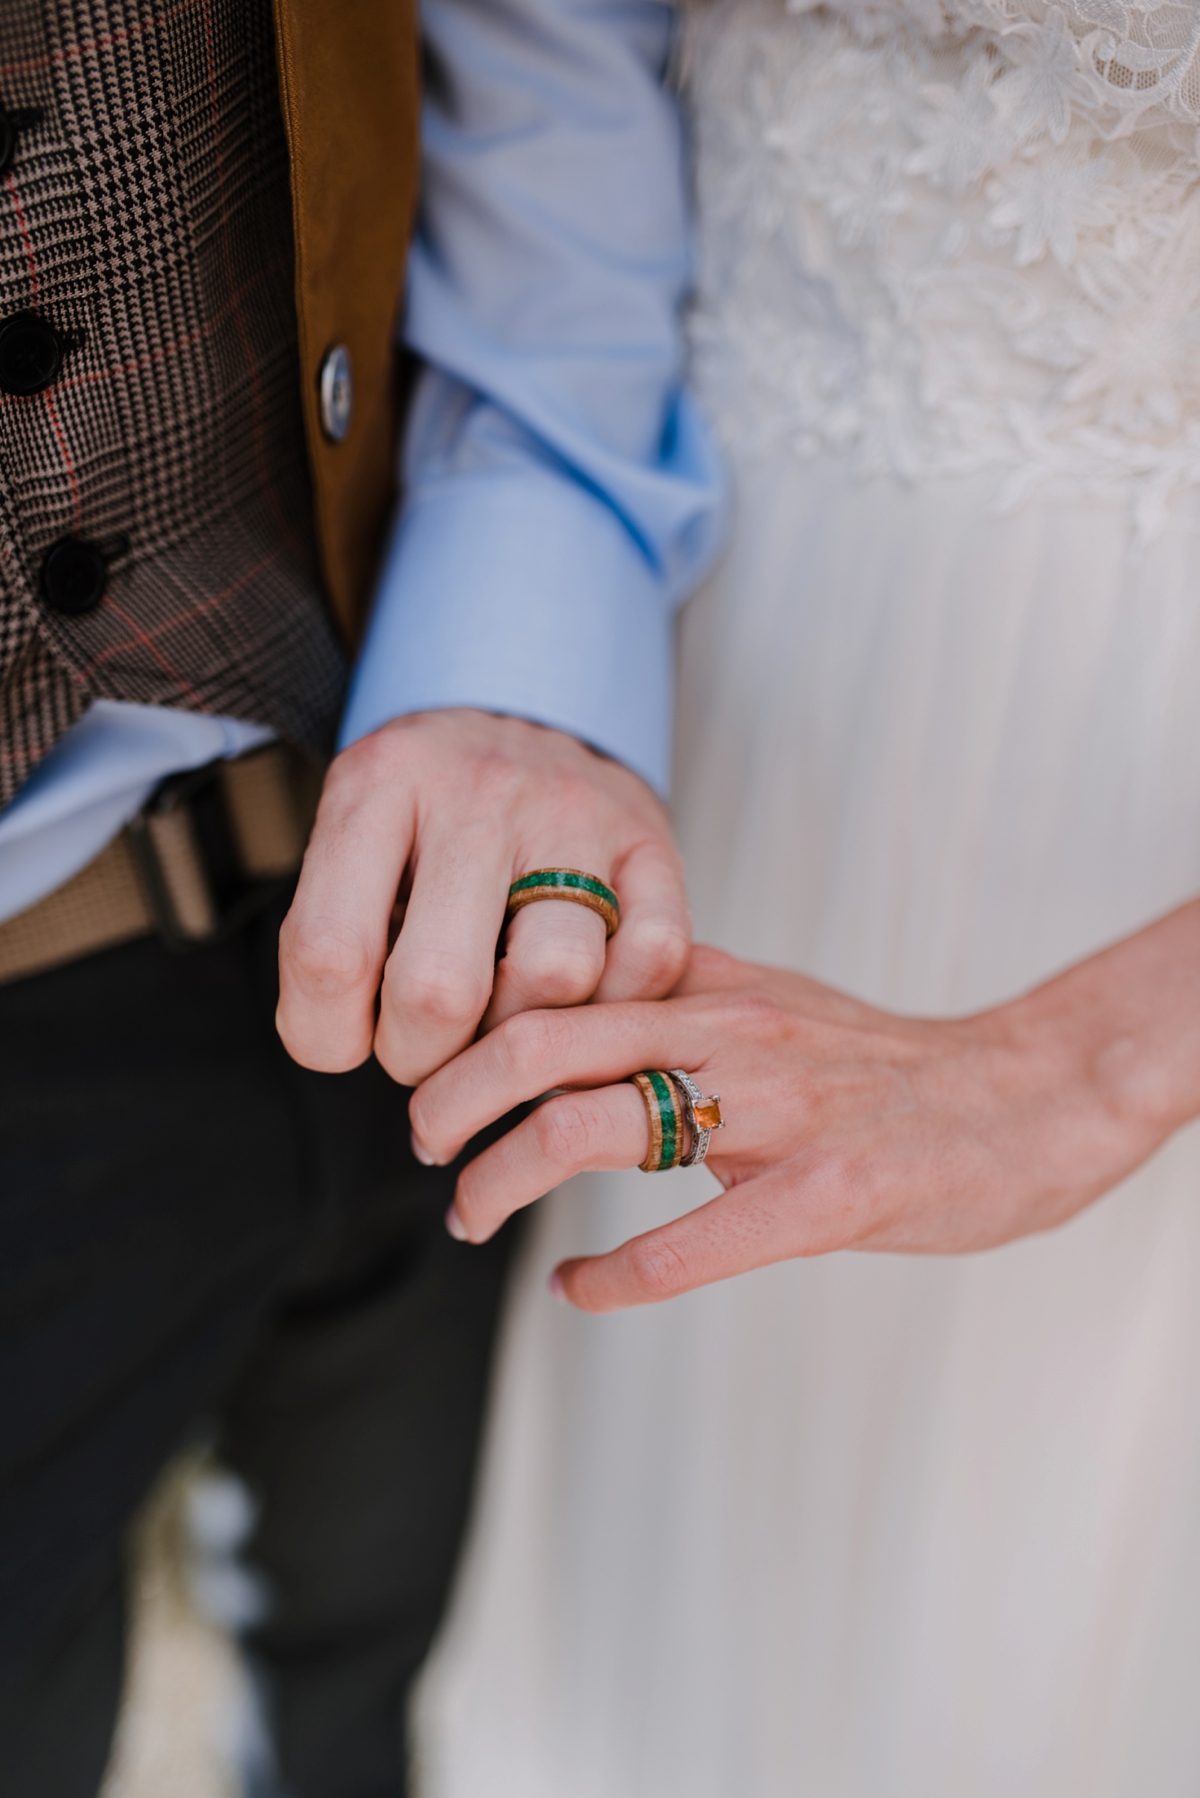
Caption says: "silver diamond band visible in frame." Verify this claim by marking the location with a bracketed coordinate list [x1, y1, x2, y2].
[668, 1069, 724, 1168]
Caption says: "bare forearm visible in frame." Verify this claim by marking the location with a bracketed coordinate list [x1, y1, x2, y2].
[1009, 897, 1200, 1153]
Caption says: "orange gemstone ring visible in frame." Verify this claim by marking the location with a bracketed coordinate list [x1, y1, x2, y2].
[668, 1069, 725, 1168]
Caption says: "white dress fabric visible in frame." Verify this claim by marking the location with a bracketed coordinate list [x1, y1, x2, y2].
[414, 5, 1200, 1793]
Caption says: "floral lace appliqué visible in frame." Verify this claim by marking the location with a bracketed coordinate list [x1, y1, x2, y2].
[684, 0, 1200, 535]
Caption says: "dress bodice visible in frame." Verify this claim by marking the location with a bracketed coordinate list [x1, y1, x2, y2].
[683, 0, 1200, 533]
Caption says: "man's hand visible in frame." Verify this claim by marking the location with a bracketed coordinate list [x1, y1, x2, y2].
[408, 904, 1200, 1309]
[276, 709, 690, 1084]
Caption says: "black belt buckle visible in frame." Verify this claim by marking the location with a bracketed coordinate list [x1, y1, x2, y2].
[127, 756, 294, 951]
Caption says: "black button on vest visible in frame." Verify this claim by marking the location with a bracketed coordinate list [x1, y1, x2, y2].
[41, 538, 108, 615]
[0, 312, 67, 396]
[0, 104, 42, 179]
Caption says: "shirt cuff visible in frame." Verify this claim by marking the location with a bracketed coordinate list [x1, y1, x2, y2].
[338, 469, 676, 796]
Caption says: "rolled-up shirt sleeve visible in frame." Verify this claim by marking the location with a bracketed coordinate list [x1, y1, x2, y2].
[337, 0, 726, 797]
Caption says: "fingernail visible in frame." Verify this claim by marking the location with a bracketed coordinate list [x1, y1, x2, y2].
[445, 1204, 468, 1242]
[411, 1132, 436, 1167]
[548, 1269, 567, 1303]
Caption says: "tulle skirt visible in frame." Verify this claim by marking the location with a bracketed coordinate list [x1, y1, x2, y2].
[414, 457, 1200, 1798]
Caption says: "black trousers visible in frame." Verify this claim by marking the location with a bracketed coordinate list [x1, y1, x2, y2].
[0, 897, 514, 1798]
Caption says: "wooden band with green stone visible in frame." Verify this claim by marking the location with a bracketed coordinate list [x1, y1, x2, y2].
[506, 868, 620, 938]
[631, 1070, 685, 1173]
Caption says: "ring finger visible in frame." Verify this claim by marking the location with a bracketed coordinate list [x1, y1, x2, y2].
[485, 877, 611, 1028]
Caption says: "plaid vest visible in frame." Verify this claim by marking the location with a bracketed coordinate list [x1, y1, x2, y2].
[0, 0, 418, 808]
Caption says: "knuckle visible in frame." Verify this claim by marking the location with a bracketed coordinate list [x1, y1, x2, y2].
[391, 961, 492, 1032]
[455, 748, 528, 819]
[325, 726, 403, 796]
[621, 918, 691, 995]
[512, 936, 603, 1007]
[532, 1094, 607, 1168]
[626, 1233, 691, 1302]
[725, 991, 786, 1037]
[462, 729, 596, 817]
[500, 1007, 576, 1081]
[279, 916, 377, 1001]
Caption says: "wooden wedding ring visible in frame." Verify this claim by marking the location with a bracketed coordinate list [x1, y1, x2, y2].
[506, 868, 620, 938]
[630, 1070, 685, 1173]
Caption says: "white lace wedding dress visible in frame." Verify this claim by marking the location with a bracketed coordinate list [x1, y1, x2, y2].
[415, 6, 1200, 1793]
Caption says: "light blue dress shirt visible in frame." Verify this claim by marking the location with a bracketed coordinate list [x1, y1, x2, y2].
[0, 0, 724, 928]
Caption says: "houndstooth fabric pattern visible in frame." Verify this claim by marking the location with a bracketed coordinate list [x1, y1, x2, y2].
[0, 0, 346, 808]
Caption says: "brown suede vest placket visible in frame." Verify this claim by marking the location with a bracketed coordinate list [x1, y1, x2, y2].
[0, 0, 418, 809]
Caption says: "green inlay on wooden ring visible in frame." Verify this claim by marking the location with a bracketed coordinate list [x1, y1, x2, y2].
[645, 1068, 680, 1171]
[507, 869, 619, 913]
[505, 869, 621, 940]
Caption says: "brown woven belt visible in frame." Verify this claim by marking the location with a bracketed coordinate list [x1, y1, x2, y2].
[0, 743, 323, 988]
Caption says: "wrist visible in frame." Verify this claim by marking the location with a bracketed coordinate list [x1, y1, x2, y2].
[1001, 903, 1200, 1154]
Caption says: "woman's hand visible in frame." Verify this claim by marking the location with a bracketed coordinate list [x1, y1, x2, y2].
[409, 903, 1200, 1311]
